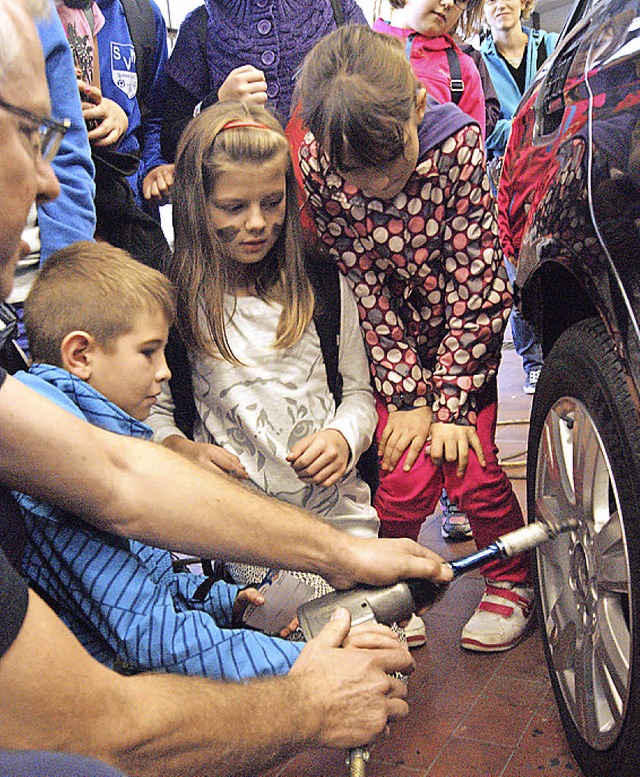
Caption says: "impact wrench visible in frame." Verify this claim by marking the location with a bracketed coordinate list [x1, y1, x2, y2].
[297, 518, 577, 777]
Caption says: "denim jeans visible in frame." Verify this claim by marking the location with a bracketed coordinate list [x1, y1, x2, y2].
[504, 259, 543, 375]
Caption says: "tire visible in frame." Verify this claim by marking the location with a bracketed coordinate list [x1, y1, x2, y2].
[527, 316, 640, 776]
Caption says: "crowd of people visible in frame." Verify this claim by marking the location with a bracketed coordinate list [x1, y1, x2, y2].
[0, 0, 560, 773]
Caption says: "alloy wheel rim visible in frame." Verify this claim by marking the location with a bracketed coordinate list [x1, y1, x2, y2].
[535, 396, 632, 750]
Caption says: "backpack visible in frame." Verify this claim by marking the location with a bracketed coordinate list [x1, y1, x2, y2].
[120, 0, 157, 121]
[165, 255, 379, 495]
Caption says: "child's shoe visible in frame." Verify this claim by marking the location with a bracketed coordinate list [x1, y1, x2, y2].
[461, 580, 533, 652]
[404, 613, 427, 649]
[440, 489, 473, 542]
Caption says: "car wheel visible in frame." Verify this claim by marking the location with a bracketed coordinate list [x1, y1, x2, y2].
[527, 316, 640, 776]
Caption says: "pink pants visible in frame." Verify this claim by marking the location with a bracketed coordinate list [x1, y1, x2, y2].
[374, 384, 530, 584]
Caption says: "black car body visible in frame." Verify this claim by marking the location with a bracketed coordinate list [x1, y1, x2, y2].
[501, 0, 640, 773]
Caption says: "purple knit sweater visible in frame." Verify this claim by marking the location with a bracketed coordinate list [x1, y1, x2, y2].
[166, 0, 367, 122]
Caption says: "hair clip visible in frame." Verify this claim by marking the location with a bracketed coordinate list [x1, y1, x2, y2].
[221, 120, 272, 132]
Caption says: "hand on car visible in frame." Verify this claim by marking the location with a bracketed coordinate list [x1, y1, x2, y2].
[287, 428, 350, 487]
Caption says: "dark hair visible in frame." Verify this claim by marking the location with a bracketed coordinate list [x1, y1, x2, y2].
[295, 25, 422, 171]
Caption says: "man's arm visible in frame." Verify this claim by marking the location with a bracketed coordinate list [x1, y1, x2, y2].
[0, 375, 450, 589]
[0, 592, 412, 777]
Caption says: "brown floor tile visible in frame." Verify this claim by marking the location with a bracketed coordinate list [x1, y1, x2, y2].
[425, 738, 513, 777]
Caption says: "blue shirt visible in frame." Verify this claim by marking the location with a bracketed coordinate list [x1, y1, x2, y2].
[96, 0, 169, 206]
[37, 7, 96, 262]
[16, 364, 302, 681]
[480, 27, 559, 158]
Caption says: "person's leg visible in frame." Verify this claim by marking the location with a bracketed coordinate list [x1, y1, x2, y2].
[504, 258, 543, 392]
[372, 397, 442, 648]
[443, 383, 533, 651]
[372, 397, 442, 542]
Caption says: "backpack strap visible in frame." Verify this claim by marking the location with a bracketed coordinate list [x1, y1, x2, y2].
[329, 0, 345, 26]
[536, 35, 549, 71]
[306, 254, 379, 495]
[120, 0, 157, 120]
[306, 254, 343, 403]
[445, 46, 464, 105]
[166, 326, 197, 439]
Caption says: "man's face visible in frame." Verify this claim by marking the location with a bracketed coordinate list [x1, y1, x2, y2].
[0, 1, 60, 300]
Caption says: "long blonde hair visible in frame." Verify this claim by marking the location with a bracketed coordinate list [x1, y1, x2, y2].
[171, 102, 314, 364]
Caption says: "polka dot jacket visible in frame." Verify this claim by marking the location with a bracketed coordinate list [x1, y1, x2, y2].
[300, 120, 513, 426]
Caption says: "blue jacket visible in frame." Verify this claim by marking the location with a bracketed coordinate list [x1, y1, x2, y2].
[96, 0, 169, 207]
[15, 364, 302, 681]
[480, 27, 559, 158]
[37, 8, 96, 263]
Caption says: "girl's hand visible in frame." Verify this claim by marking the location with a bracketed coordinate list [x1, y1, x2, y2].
[286, 429, 350, 487]
[379, 406, 432, 473]
[163, 436, 249, 479]
[428, 422, 487, 477]
[82, 95, 129, 147]
[232, 586, 265, 621]
[218, 65, 268, 105]
[143, 164, 174, 205]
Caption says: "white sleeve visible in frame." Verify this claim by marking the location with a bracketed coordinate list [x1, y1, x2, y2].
[146, 381, 187, 444]
[324, 274, 377, 470]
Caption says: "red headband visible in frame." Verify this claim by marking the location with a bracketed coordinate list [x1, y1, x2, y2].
[220, 120, 272, 132]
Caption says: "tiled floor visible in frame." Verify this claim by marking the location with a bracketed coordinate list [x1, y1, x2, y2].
[263, 339, 586, 777]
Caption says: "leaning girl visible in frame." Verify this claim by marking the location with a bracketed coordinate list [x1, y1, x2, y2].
[296, 25, 531, 652]
[148, 102, 379, 629]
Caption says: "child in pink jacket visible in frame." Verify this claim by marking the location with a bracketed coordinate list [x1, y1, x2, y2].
[374, 0, 496, 138]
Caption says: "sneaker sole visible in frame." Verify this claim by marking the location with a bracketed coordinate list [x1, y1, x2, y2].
[460, 611, 534, 653]
[460, 633, 525, 652]
[441, 526, 474, 542]
[406, 634, 427, 649]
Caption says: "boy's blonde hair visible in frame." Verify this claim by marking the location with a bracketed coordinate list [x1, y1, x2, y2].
[171, 101, 314, 364]
[25, 241, 176, 367]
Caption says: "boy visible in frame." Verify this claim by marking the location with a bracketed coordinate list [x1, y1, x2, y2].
[14, 241, 304, 681]
[296, 25, 532, 652]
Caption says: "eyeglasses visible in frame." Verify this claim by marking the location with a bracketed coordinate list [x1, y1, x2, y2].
[0, 95, 69, 163]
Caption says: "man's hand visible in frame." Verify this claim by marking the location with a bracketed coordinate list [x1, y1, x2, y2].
[429, 422, 486, 477]
[80, 84, 128, 147]
[218, 65, 268, 105]
[143, 164, 174, 206]
[286, 429, 350, 487]
[379, 406, 432, 472]
[289, 608, 413, 748]
[325, 537, 453, 591]
[163, 436, 248, 479]
[341, 620, 404, 651]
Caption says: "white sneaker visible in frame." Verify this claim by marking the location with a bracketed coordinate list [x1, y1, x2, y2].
[523, 367, 541, 395]
[404, 613, 427, 649]
[461, 580, 533, 652]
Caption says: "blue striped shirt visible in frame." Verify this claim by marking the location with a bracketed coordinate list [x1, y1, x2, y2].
[16, 365, 302, 680]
